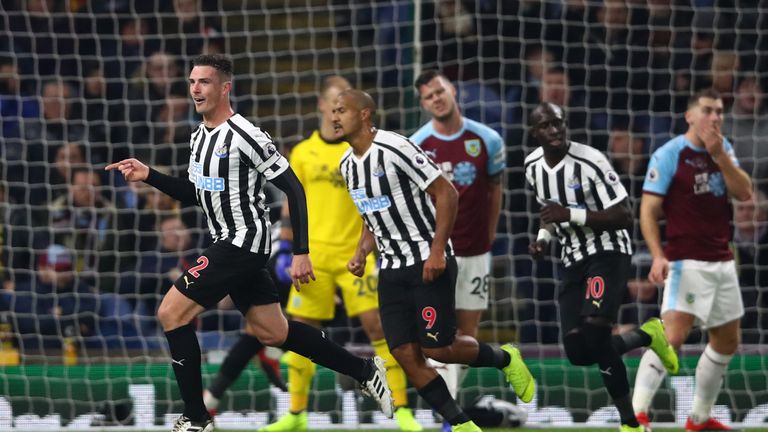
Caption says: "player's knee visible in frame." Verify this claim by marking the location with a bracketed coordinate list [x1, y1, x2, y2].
[392, 343, 427, 372]
[563, 331, 595, 366]
[156, 302, 186, 330]
[246, 322, 287, 347]
[422, 346, 452, 363]
[665, 329, 689, 349]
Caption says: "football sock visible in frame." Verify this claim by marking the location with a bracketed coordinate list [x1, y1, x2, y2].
[417, 375, 469, 425]
[632, 350, 667, 413]
[372, 338, 408, 408]
[691, 344, 733, 423]
[612, 328, 651, 355]
[283, 351, 315, 413]
[165, 324, 208, 422]
[470, 342, 510, 369]
[209, 334, 264, 398]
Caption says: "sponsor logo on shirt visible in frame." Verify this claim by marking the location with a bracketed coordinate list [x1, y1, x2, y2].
[189, 161, 225, 191]
[350, 188, 391, 214]
[453, 161, 476, 187]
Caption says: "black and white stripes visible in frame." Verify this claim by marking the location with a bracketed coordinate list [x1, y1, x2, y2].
[187, 114, 288, 254]
[340, 130, 452, 269]
[524, 141, 632, 266]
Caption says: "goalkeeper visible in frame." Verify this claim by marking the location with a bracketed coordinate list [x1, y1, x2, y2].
[204, 76, 422, 432]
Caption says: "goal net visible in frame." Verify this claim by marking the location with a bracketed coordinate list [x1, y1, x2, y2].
[0, 0, 766, 429]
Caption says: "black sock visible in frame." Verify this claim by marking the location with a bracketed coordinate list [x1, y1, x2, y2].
[592, 331, 635, 427]
[417, 376, 470, 425]
[165, 324, 208, 422]
[280, 320, 369, 382]
[209, 334, 264, 398]
[469, 342, 510, 369]
[612, 328, 651, 355]
[614, 394, 639, 427]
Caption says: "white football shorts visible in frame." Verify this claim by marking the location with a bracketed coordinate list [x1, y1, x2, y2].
[455, 252, 492, 311]
[661, 259, 743, 329]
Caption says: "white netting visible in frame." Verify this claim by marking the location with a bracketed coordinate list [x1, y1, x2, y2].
[0, 0, 766, 429]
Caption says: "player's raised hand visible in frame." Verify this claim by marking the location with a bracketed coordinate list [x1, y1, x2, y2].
[648, 256, 669, 285]
[347, 251, 366, 277]
[290, 254, 316, 291]
[701, 124, 725, 160]
[105, 158, 149, 182]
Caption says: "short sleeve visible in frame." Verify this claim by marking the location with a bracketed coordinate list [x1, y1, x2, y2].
[643, 146, 679, 196]
[485, 131, 506, 176]
[387, 140, 442, 191]
[590, 153, 628, 208]
[239, 128, 289, 180]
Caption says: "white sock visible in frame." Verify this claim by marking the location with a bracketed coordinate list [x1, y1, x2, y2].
[430, 359, 460, 398]
[690, 344, 733, 423]
[203, 389, 219, 411]
[632, 349, 667, 413]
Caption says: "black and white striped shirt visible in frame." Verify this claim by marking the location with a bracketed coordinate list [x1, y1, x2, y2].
[524, 141, 632, 266]
[187, 114, 289, 253]
[340, 130, 453, 269]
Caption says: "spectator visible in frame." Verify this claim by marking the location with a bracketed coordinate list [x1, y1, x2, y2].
[48, 142, 86, 203]
[81, 62, 128, 162]
[161, 0, 223, 59]
[127, 52, 187, 148]
[0, 182, 38, 290]
[134, 216, 196, 319]
[536, 67, 607, 151]
[7, 0, 77, 79]
[48, 168, 134, 290]
[607, 126, 648, 202]
[3, 244, 98, 349]
[144, 95, 194, 168]
[723, 76, 768, 183]
[733, 189, 768, 344]
[0, 57, 39, 138]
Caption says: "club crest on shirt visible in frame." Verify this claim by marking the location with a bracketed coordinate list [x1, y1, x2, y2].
[372, 164, 386, 177]
[214, 144, 229, 158]
[464, 139, 481, 157]
[567, 175, 582, 190]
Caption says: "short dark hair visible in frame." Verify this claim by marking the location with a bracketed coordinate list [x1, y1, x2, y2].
[192, 54, 233, 80]
[688, 88, 722, 108]
[414, 69, 447, 90]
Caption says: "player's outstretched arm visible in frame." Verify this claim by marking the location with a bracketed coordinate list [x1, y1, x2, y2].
[107, 158, 197, 205]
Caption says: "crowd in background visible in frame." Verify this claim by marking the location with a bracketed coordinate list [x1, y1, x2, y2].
[0, 0, 766, 355]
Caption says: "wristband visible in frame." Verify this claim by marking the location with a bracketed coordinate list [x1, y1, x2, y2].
[569, 208, 587, 226]
[536, 229, 552, 243]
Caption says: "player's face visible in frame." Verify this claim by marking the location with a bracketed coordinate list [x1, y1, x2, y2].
[530, 104, 567, 151]
[331, 94, 363, 140]
[319, 85, 345, 122]
[189, 65, 229, 117]
[418, 76, 457, 121]
[687, 97, 724, 134]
